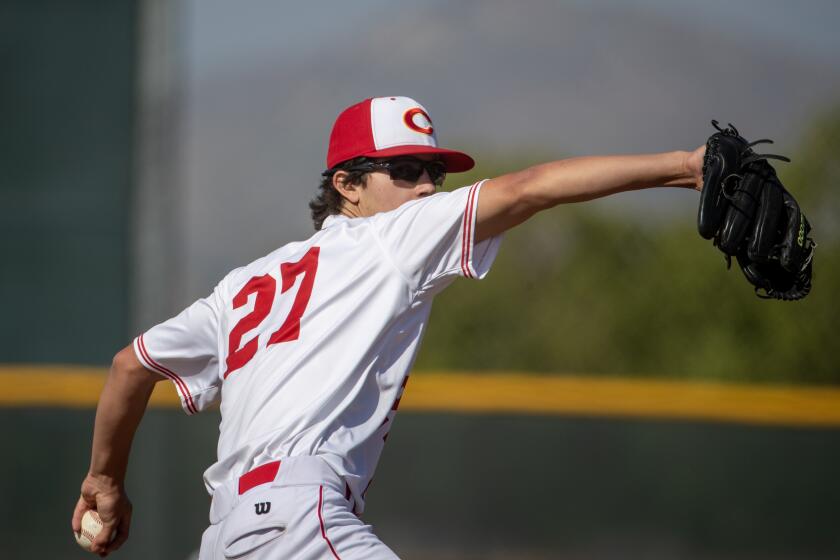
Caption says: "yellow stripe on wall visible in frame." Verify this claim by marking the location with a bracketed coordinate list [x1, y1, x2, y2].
[0, 366, 182, 408]
[402, 373, 840, 428]
[2, 366, 840, 428]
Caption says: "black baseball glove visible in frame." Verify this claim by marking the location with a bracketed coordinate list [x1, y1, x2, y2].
[698, 121, 815, 300]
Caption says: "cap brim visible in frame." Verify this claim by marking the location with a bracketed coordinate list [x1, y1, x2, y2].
[361, 145, 475, 173]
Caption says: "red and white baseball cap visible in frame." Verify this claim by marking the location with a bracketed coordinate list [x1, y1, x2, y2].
[326, 96, 475, 172]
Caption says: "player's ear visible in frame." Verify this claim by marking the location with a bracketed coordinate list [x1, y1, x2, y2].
[332, 171, 362, 205]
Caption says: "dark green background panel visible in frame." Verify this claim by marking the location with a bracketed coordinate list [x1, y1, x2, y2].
[3, 409, 838, 560]
[0, 1, 137, 364]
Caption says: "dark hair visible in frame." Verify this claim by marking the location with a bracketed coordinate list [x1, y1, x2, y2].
[309, 157, 370, 230]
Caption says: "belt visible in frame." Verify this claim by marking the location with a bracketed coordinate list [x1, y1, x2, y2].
[211, 456, 354, 524]
[238, 460, 282, 495]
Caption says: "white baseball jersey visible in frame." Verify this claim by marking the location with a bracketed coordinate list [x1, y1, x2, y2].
[133, 180, 502, 513]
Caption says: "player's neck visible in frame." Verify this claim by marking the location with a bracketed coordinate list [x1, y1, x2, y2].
[339, 201, 369, 220]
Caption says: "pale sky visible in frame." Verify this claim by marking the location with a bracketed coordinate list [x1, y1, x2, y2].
[184, 0, 840, 79]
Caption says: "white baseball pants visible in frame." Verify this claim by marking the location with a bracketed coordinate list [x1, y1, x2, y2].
[198, 456, 399, 560]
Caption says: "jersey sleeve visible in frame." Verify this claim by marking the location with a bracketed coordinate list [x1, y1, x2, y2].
[132, 288, 223, 415]
[370, 180, 503, 293]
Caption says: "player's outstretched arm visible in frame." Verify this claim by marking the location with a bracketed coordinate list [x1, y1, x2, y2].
[72, 345, 162, 556]
[474, 147, 705, 242]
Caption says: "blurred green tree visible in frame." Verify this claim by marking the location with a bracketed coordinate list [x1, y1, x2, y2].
[416, 108, 840, 384]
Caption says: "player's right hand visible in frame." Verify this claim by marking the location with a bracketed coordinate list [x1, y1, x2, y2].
[72, 474, 133, 556]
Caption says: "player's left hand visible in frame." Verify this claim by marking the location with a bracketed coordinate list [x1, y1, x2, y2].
[72, 474, 133, 556]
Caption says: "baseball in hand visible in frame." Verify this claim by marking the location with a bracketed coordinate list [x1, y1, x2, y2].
[74, 510, 116, 552]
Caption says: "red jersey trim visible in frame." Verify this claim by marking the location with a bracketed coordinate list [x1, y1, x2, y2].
[460, 181, 482, 278]
[135, 334, 198, 415]
[318, 485, 342, 559]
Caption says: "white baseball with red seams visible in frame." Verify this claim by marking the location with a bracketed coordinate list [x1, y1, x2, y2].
[74, 510, 115, 552]
[132, 97, 502, 559]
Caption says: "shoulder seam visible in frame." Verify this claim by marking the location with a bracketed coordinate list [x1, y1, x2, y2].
[419, 180, 485, 291]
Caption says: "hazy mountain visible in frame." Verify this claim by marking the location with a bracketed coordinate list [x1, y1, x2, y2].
[176, 0, 840, 296]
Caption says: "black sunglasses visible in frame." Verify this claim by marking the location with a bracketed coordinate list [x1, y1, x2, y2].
[329, 158, 447, 186]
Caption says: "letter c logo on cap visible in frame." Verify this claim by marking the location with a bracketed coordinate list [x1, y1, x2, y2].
[403, 108, 434, 135]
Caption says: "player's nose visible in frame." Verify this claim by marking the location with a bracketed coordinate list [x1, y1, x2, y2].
[416, 171, 436, 197]
[416, 184, 435, 198]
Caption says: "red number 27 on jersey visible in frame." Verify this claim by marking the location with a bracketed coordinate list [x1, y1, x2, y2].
[224, 246, 320, 379]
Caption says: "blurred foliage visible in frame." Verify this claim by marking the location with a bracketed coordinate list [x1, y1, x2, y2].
[416, 108, 840, 384]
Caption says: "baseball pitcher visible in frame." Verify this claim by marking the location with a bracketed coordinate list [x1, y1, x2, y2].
[73, 96, 807, 558]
